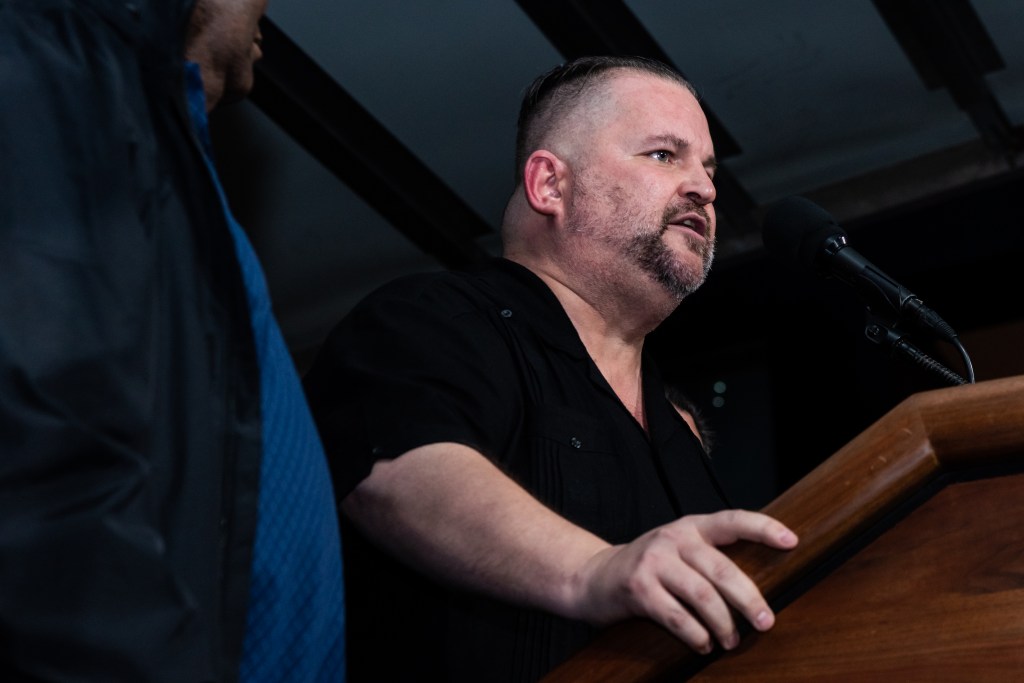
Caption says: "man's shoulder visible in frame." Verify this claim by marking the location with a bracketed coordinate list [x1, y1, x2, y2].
[355, 258, 520, 317]
[304, 259, 525, 405]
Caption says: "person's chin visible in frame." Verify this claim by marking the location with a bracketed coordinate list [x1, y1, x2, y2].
[222, 73, 256, 105]
[667, 257, 710, 294]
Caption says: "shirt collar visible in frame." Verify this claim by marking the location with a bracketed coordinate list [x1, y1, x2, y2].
[476, 258, 591, 360]
[183, 61, 214, 157]
[482, 258, 689, 449]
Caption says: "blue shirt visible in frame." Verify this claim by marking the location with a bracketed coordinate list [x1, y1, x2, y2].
[186, 62, 346, 682]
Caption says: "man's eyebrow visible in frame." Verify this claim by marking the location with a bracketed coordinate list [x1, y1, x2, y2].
[640, 133, 690, 151]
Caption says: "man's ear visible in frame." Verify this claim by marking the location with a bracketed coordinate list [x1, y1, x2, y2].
[522, 150, 567, 216]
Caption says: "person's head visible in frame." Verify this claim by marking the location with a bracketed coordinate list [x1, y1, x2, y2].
[185, 0, 269, 111]
[503, 56, 717, 323]
[512, 56, 699, 186]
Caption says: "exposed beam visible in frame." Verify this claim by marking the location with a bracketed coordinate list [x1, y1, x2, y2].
[249, 19, 492, 269]
[514, 0, 759, 240]
[873, 0, 1022, 157]
[800, 137, 1024, 227]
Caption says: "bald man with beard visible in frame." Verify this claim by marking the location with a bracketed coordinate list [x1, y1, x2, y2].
[305, 55, 796, 683]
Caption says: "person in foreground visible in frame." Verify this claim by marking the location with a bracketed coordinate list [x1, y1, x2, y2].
[0, 0, 344, 680]
[305, 55, 796, 682]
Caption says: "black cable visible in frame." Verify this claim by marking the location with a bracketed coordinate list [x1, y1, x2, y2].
[951, 336, 976, 384]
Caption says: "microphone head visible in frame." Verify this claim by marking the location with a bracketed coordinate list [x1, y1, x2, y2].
[762, 196, 847, 269]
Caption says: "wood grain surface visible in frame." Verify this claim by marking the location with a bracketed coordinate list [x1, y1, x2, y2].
[541, 375, 1024, 682]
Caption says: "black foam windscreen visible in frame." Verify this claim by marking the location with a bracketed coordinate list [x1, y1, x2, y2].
[762, 196, 846, 268]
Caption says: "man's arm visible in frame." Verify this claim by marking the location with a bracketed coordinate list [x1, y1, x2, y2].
[345, 442, 797, 654]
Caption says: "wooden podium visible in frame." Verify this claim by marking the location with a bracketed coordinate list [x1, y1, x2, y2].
[542, 375, 1024, 682]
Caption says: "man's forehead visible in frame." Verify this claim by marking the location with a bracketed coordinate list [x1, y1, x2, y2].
[597, 73, 712, 144]
[604, 71, 700, 109]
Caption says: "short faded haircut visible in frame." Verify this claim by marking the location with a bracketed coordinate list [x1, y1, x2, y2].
[513, 56, 696, 185]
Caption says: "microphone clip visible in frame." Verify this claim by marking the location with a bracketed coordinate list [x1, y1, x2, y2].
[863, 316, 968, 387]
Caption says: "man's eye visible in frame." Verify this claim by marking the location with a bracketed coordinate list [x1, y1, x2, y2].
[649, 150, 672, 162]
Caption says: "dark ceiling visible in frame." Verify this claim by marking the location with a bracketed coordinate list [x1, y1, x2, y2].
[211, 0, 1024, 502]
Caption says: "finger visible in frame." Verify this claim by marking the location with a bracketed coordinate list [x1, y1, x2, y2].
[659, 561, 740, 650]
[642, 581, 718, 655]
[684, 544, 775, 634]
[695, 509, 798, 550]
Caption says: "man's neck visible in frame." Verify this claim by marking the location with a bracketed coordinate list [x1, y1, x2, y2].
[513, 257, 651, 428]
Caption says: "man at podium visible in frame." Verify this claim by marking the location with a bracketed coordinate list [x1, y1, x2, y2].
[305, 55, 798, 682]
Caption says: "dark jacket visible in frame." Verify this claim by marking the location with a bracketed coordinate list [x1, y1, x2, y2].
[0, 0, 262, 679]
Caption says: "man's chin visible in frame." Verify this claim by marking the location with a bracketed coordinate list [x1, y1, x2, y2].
[662, 256, 712, 299]
[221, 66, 257, 105]
[220, 81, 254, 107]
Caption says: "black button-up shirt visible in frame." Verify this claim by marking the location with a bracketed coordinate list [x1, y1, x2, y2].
[305, 257, 727, 682]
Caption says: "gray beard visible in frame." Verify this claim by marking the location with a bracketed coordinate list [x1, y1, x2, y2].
[627, 221, 715, 300]
[565, 178, 716, 300]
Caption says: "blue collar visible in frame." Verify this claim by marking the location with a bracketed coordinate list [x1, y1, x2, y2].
[183, 61, 214, 156]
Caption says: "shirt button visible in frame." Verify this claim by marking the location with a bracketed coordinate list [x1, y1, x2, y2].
[500, 308, 513, 318]
[570, 437, 582, 449]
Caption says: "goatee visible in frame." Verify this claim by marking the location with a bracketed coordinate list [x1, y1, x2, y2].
[628, 206, 715, 299]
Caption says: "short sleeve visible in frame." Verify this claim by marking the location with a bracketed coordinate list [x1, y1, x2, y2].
[304, 275, 523, 498]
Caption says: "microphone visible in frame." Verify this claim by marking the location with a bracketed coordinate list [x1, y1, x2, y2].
[762, 196, 958, 343]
